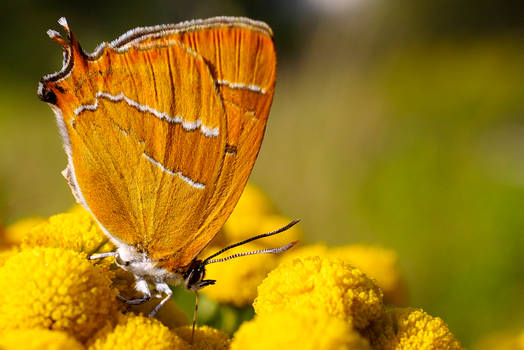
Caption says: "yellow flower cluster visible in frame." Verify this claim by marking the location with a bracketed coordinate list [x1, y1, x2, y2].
[89, 313, 188, 350]
[230, 255, 463, 349]
[89, 313, 230, 350]
[0, 247, 119, 342]
[282, 243, 407, 305]
[202, 183, 304, 306]
[365, 308, 463, 350]
[232, 309, 372, 350]
[0, 207, 231, 348]
[0, 183, 464, 349]
[254, 256, 384, 330]
[22, 210, 114, 255]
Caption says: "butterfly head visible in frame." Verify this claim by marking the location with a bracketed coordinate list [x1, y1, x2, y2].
[183, 260, 216, 291]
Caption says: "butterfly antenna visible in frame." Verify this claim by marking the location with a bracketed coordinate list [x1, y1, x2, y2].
[202, 219, 300, 264]
[204, 241, 298, 265]
[191, 290, 199, 344]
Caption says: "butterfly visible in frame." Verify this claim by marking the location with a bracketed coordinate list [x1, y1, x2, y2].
[38, 16, 298, 319]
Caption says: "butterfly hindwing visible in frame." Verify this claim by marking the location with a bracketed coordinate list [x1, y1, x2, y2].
[39, 17, 276, 271]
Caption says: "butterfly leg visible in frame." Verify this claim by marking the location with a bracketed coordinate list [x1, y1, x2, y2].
[88, 252, 118, 260]
[117, 278, 151, 305]
[149, 282, 172, 317]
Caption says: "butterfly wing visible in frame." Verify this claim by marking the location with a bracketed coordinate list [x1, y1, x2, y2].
[39, 17, 276, 271]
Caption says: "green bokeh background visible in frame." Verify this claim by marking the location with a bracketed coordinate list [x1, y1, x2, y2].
[1, 1, 523, 347]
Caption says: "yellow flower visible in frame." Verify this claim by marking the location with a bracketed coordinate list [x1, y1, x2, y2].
[366, 308, 463, 350]
[89, 313, 189, 350]
[202, 242, 280, 307]
[222, 183, 277, 243]
[281, 243, 407, 306]
[0, 246, 19, 266]
[175, 325, 230, 350]
[231, 310, 371, 350]
[22, 211, 113, 255]
[328, 245, 407, 306]
[0, 329, 84, 350]
[0, 247, 119, 342]
[254, 256, 384, 330]
[1, 216, 44, 248]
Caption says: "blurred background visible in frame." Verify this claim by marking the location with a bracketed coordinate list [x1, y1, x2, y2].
[1, 0, 523, 347]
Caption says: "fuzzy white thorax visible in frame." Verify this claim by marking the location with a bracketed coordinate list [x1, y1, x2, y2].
[115, 244, 182, 285]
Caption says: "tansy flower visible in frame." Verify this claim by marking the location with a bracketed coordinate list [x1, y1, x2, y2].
[222, 183, 277, 243]
[254, 256, 384, 330]
[0, 247, 119, 342]
[0, 329, 84, 350]
[281, 243, 407, 306]
[202, 242, 280, 307]
[231, 310, 371, 350]
[365, 307, 463, 350]
[175, 325, 230, 350]
[1, 216, 44, 248]
[0, 247, 19, 266]
[88, 313, 189, 350]
[22, 211, 114, 255]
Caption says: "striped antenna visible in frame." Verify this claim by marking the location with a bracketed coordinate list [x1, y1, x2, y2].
[202, 219, 300, 265]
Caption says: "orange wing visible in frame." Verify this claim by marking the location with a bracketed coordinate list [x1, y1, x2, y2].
[38, 17, 276, 272]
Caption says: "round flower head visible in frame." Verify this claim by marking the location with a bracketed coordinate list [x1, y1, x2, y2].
[366, 308, 463, 350]
[175, 325, 230, 350]
[0, 247, 119, 342]
[0, 329, 84, 350]
[254, 256, 384, 330]
[328, 245, 407, 306]
[223, 183, 277, 242]
[22, 211, 114, 255]
[89, 313, 189, 350]
[202, 242, 280, 307]
[231, 310, 371, 350]
[280, 243, 407, 306]
[1, 216, 44, 248]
